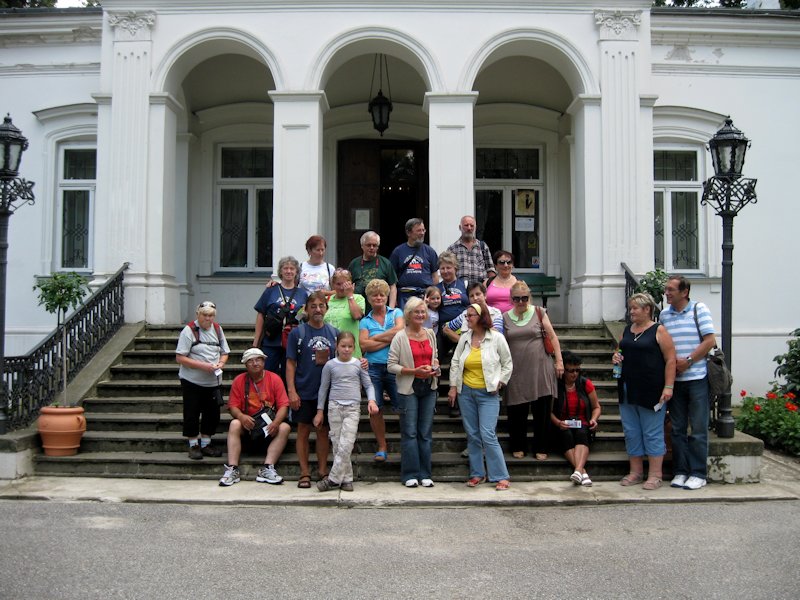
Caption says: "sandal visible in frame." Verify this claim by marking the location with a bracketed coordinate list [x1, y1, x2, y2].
[570, 470, 583, 485]
[512, 451, 525, 459]
[374, 451, 388, 462]
[643, 477, 663, 490]
[466, 476, 486, 487]
[581, 473, 593, 487]
[620, 472, 644, 486]
[495, 480, 510, 491]
[297, 474, 311, 489]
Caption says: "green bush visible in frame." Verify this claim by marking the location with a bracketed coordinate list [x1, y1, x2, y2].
[773, 328, 800, 397]
[736, 390, 800, 456]
[636, 269, 668, 305]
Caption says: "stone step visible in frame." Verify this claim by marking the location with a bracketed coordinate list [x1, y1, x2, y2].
[34, 450, 638, 482]
[76, 429, 627, 454]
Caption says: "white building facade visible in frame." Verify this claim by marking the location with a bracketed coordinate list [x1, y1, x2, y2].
[1, 0, 797, 393]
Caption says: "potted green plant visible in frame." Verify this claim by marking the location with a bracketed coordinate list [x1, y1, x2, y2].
[33, 271, 90, 456]
[636, 268, 668, 311]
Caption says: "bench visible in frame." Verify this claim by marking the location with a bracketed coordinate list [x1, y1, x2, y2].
[515, 274, 559, 308]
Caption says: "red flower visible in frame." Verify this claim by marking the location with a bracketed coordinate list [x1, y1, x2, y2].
[754, 404, 762, 412]
[766, 392, 778, 400]
[740, 390, 747, 397]
[786, 402, 798, 412]
[787, 392, 797, 400]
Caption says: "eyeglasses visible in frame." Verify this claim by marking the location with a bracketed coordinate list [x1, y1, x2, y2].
[511, 295, 529, 303]
[564, 368, 581, 374]
[497, 259, 513, 265]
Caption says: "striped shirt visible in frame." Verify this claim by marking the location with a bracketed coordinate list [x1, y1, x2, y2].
[659, 300, 715, 382]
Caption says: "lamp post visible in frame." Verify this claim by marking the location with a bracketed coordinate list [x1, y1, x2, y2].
[0, 115, 35, 434]
[701, 117, 757, 438]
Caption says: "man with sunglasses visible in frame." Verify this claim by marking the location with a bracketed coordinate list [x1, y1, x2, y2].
[447, 215, 495, 287]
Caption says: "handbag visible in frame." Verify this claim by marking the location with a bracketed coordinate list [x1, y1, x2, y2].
[244, 377, 278, 441]
[536, 306, 556, 356]
[693, 304, 733, 398]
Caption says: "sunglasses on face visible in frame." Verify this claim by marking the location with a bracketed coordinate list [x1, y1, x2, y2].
[497, 259, 513, 265]
[511, 296, 529, 303]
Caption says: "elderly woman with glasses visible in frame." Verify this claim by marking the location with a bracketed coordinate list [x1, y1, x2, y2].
[551, 351, 601, 486]
[502, 281, 563, 460]
[448, 301, 513, 490]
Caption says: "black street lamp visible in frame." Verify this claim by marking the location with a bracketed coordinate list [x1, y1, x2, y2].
[701, 117, 757, 438]
[0, 115, 35, 434]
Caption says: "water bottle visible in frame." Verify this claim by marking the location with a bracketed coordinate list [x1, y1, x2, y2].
[612, 348, 623, 379]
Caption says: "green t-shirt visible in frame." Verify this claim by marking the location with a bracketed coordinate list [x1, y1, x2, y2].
[324, 294, 367, 357]
[347, 255, 398, 300]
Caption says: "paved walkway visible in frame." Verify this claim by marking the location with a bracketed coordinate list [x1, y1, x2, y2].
[2, 450, 798, 508]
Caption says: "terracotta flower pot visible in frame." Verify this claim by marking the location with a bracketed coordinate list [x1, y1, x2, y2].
[38, 406, 87, 457]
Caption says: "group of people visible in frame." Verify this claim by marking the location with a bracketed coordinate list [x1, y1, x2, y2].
[176, 217, 717, 494]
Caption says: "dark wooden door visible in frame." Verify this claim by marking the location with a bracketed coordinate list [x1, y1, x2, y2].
[337, 139, 428, 265]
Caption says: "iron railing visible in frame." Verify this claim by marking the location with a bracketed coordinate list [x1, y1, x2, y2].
[621, 262, 639, 325]
[3, 263, 129, 430]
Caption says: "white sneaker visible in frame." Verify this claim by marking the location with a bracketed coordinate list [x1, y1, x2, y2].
[683, 476, 707, 490]
[405, 479, 419, 488]
[218, 464, 240, 487]
[256, 464, 284, 485]
[421, 478, 434, 488]
[670, 474, 688, 488]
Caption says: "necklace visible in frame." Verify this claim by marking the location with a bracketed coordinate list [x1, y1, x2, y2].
[632, 323, 653, 342]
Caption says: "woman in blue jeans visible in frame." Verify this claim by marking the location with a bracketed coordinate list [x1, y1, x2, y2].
[388, 297, 440, 488]
[448, 301, 513, 490]
[359, 278, 404, 462]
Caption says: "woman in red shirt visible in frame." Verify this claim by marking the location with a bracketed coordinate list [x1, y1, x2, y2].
[551, 350, 601, 486]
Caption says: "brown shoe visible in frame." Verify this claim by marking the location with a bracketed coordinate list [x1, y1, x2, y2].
[188, 445, 203, 460]
[201, 444, 222, 457]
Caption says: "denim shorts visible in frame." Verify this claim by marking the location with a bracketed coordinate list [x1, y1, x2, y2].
[619, 402, 666, 457]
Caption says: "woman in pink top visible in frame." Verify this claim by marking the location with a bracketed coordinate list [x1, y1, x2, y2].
[484, 250, 517, 314]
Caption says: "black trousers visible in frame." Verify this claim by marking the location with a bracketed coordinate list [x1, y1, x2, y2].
[181, 378, 221, 438]
[506, 396, 552, 454]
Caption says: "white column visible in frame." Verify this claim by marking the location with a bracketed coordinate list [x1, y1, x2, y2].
[144, 92, 182, 324]
[566, 94, 604, 324]
[423, 93, 478, 253]
[269, 92, 328, 265]
[94, 11, 156, 322]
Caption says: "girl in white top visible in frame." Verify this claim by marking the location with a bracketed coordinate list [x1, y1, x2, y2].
[300, 234, 336, 297]
[314, 331, 377, 492]
[423, 285, 441, 333]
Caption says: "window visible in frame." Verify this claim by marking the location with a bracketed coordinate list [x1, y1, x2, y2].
[58, 147, 96, 270]
[216, 146, 273, 270]
[474, 147, 544, 270]
[653, 149, 702, 271]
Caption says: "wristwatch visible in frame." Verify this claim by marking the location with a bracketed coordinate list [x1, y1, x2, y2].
[687, 356, 694, 365]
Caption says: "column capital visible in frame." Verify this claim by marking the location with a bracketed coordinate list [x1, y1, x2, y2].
[107, 11, 156, 42]
[594, 10, 641, 41]
[422, 92, 479, 114]
[268, 91, 330, 113]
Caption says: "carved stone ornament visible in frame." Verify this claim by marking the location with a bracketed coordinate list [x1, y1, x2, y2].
[594, 10, 641, 41]
[108, 12, 156, 41]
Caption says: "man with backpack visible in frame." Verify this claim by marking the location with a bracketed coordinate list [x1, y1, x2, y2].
[285, 292, 339, 488]
[660, 275, 718, 490]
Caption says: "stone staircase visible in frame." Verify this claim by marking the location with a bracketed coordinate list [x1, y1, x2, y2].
[34, 323, 634, 482]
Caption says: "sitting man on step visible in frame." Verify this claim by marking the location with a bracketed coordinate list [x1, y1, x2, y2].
[219, 348, 291, 487]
